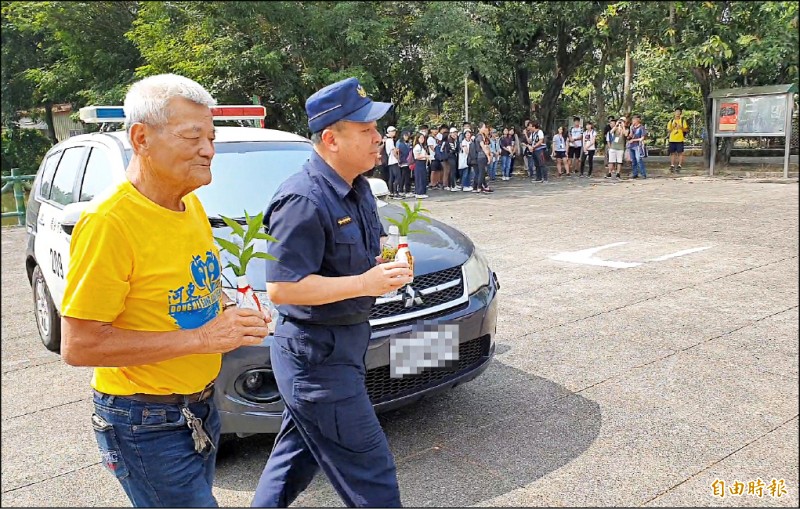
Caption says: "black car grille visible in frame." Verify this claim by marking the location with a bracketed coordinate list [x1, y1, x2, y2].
[368, 266, 463, 322]
[366, 335, 491, 404]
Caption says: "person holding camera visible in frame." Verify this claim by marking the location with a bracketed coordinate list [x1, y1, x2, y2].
[667, 107, 690, 173]
[606, 117, 628, 180]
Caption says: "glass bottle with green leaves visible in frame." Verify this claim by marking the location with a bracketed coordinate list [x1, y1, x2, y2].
[387, 200, 430, 283]
[213, 211, 279, 313]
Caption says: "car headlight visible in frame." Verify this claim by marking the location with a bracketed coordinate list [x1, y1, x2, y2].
[463, 247, 491, 295]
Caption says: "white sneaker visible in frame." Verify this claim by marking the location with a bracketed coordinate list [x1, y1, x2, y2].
[415, 194, 428, 199]
[443, 187, 451, 191]
[462, 186, 473, 192]
[450, 187, 459, 192]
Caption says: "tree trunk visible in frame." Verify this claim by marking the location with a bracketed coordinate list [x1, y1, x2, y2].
[720, 138, 733, 165]
[623, 46, 633, 117]
[669, 2, 676, 46]
[44, 102, 57, 145]
[514, 64, 531, 125]
[539, 75, 567, 136]
[469, 68, 511, 124]
[594, 41, 608, 126]
[692, 67, 714, 169]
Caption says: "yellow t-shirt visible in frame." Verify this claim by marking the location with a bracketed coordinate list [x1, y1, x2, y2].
[667, 118, 688, 142]
[62, 180, 223, 395]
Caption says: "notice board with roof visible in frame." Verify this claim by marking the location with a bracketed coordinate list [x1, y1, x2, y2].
[708, 84, 797, 178]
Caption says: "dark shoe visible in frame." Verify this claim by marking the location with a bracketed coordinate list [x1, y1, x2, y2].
[615, 173, 621, 179]
[669, 165, 675, 173]
[676, 165, 682, 173]
[605, 173, 611, 179]
[632, 175, 639, 179]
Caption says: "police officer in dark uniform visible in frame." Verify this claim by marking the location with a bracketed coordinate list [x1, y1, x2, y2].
[251, 77, 413, 508]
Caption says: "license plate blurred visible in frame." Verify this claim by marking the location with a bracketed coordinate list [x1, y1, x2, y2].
[389, 323, 460, 378]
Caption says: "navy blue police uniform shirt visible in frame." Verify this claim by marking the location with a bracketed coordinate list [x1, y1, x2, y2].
[264, 151, 386, 324]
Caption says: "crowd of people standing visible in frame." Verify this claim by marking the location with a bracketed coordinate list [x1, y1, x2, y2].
[373, 108, 691, 198]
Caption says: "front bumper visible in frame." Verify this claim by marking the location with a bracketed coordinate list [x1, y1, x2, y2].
[216, 271, 499, 436]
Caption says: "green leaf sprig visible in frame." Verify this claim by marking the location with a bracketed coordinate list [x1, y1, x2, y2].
[213, 211, 279, 277]
[387, 200, 431, 236]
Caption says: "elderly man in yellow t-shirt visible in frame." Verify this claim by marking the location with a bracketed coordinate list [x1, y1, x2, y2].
[667, 107, 690, 173]
[60, 74, 270, 507]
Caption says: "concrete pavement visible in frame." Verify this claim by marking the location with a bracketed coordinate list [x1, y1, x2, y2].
[2, 174, 797, 506]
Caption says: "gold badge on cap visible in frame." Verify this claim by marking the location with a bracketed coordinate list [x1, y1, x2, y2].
[337, 216, 353, 226]
[356, 85, 367, 98]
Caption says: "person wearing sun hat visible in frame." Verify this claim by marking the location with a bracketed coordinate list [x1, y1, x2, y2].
[251, 77, 410, 508]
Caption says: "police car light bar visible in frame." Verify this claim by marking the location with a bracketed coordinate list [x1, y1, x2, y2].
[211, 105, 266, 121]
[79, 106, 126, 124]
[78, 105, 266, 123]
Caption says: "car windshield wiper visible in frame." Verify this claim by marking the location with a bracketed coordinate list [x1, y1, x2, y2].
[207, 216, 247, 228]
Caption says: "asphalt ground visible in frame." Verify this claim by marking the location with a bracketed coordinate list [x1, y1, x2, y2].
[2, 172, 798, 507]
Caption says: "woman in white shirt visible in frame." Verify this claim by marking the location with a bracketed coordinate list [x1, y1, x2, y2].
[580, 121, 597, 178]
[412, 133, 430, 198]
[551, 126, 568, 176]
[458, 130, 473, 191]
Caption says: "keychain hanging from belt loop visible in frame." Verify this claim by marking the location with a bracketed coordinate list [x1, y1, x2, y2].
[180, 405, 215, 454]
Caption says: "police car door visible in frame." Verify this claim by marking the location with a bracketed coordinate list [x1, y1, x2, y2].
[33, 145, 89, 309]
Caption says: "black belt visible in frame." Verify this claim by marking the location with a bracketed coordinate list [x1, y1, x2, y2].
[278, 313, 370, 327]
[95, 383, 215, 405]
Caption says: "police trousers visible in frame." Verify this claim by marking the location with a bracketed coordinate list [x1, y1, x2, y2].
[251, 320, 401, 508]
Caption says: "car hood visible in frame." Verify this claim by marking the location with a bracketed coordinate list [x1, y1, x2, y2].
[214, 201, 474, 291]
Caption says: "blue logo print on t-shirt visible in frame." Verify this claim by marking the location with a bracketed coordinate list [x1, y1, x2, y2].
[168, 251, 222, 329]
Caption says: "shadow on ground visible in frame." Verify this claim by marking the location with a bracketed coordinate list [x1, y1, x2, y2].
[213, 354, 601, 506]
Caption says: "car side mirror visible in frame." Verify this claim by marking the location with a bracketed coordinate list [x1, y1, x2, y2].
[367, 177, 390, 200]
[60, 201, 89, 235]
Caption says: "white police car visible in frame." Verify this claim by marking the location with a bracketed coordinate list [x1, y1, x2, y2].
[25, 105, 499, 437]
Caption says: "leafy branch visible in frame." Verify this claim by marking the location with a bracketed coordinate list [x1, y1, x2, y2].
[213, 210, 279, 277]
[386, 200, 431, 236]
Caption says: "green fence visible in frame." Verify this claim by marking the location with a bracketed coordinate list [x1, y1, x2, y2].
[1, 168, 34, 226]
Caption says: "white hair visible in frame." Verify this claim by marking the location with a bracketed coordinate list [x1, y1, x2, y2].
[123, 73, 217, 129]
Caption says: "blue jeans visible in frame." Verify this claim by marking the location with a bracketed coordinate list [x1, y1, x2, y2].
[460, 166, 473, 189]
[92, 391, 221, 507]
[501, 155, 511, 178]
[488, 158, 498, 180]
[526, 153, 536, 179]
[629, 147, 646, 177]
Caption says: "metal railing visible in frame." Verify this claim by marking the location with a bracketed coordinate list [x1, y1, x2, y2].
[1, 168, 34, 226]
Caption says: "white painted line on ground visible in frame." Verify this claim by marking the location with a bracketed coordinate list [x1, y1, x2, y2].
[550, 242, 713, 268]
[647, 246, 712, 261]
[549, 242, 642, 269]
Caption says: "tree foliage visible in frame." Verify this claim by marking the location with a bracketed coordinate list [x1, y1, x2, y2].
[2, 0, 798, 169]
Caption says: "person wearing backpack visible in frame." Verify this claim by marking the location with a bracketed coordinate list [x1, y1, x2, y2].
[446, 127, 459, 191]
[472, 122, 493, 193]
[530, 122, 548, 183]
[459, 129, 474, 192]
[412, 132, 430, 198]
[384, 126, 400, 198]
[627, 114, 647, 179]
[397, 130, 413, 198]
[435, 128, 453, 190]
[488, 128, 501, 182]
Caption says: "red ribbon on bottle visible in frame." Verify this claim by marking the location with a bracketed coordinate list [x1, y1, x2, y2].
[237, 284, 263, 312]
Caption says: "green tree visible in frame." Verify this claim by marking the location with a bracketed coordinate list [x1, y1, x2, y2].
[1, 1, 141, 143]
[1, 127, 52, 176]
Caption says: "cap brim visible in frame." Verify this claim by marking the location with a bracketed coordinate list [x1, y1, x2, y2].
[341, 101, 393, 123]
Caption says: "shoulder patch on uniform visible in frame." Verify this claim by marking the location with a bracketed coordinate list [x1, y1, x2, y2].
[337, 216, 352, 226]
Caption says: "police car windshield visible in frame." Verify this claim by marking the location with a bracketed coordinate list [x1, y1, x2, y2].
[193, 141, 312, 219]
